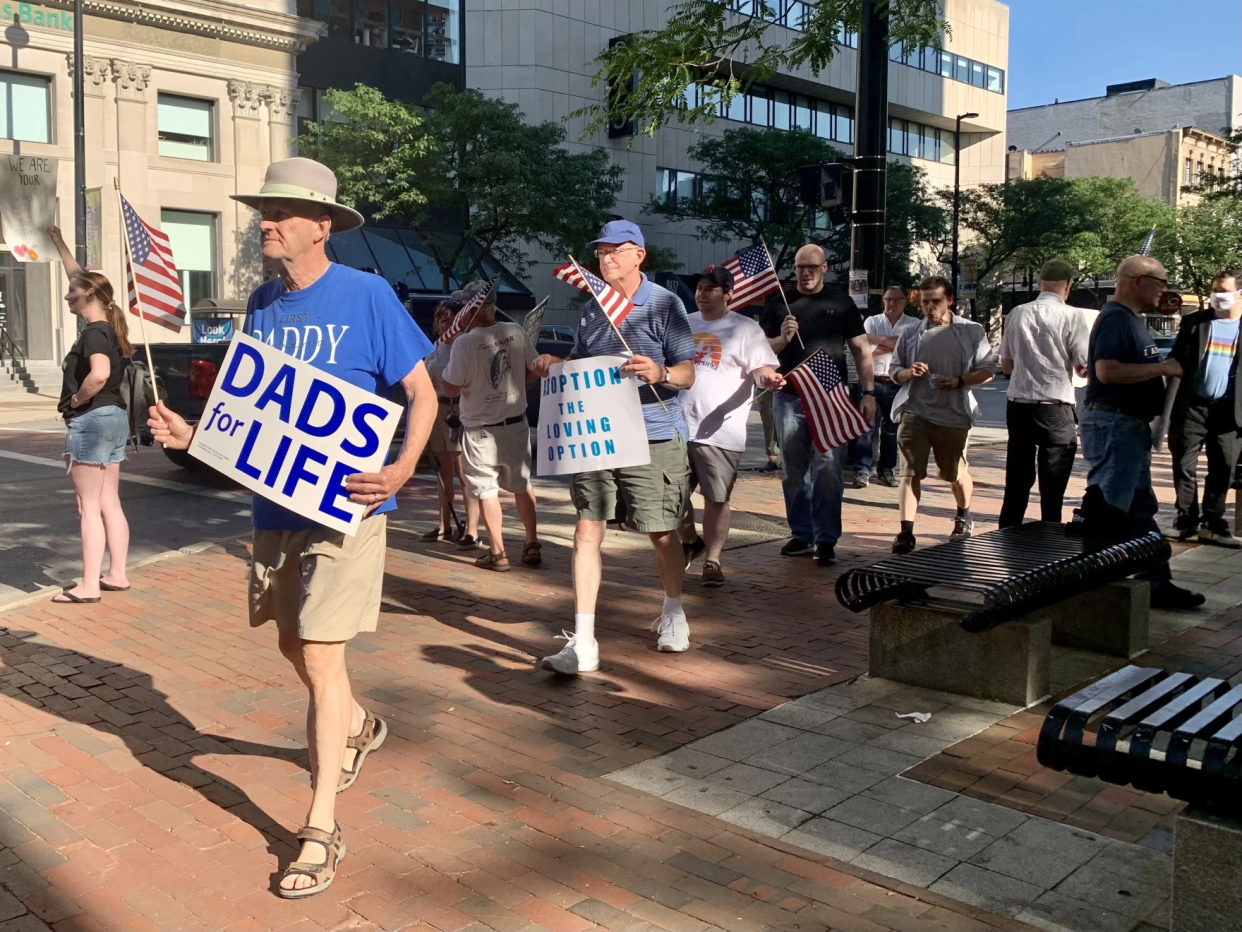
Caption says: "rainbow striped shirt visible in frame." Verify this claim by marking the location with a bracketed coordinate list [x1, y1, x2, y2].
[1196, 318, 1241, 400]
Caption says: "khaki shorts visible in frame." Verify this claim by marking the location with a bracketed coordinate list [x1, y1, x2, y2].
[426, 402, 459, 454]
[571, 435, 690, 533]
[687, 442, 743, 503]
[249, 515, 387, 642]
[897, 414, 970, 482]
[461, 419, 532, 499]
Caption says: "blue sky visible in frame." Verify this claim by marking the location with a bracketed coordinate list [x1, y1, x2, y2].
[1006, 0, 1242, 110]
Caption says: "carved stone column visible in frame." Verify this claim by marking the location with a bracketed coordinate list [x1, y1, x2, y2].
[228, 80, 268, 299]
[111, 59, 152, 239]
[262, 85, 300, 166]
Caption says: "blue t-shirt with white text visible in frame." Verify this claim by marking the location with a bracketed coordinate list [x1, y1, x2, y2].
[244, 263, 432, 530]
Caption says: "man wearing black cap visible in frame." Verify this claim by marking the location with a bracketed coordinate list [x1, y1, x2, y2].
[678, 265, 783, 586]
[998, 258, 1090, 527]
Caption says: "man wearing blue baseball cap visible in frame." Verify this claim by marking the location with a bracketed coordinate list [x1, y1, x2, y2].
[534, 220, 697, 674]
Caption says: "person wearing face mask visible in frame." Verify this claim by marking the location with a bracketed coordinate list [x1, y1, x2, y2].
[1166, 271, 1242, 547]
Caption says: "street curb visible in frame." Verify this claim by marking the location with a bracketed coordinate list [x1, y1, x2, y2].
[0, 533, 249, 616]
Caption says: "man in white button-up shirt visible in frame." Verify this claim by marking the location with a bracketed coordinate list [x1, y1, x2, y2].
[998, 258, 1090, 527]
[853, 285, 920, 487]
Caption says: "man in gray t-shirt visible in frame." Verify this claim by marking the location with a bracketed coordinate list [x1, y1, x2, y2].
[889, 276, 994, 554]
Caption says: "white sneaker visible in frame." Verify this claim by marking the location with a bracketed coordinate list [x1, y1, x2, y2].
[540, 632, 599, 674]
[653, 613, 690, 652]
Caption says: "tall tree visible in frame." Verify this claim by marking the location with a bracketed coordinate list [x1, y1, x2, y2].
[1046, 178, 1172, 282]
[644, 126, 946, 284]
[298, 83, 626, 291]
[1158, 197, 1242, 305]
[573, 0, 945, 138]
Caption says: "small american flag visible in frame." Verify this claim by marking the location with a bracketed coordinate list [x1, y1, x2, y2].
[554, 262, 586, 290]
[122, 196, 186, 331]
[556, 260, 634, 328]
[435, 278, 497, 346]
[1138, 227, 1157, 256]
[787, 350, 871, 453]
[721, 242, 780, 308]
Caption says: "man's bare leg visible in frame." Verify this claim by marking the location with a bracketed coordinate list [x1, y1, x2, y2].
[514, 489, 538, 544]
[572, 519, 605, 615]
[701, 501, 731, 564]
[898, 476, 921, 523]
[951, 470, 973, 509]
[278, 638, 364, 892]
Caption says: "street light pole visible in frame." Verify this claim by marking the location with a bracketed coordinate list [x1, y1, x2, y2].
[73, 0, 86, 268]
[950, 111, 978, 298]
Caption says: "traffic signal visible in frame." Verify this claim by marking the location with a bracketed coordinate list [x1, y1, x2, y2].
[799, 162, 852, 210]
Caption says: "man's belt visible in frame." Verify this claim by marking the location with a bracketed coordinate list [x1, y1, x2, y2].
[1009, 398, 1071, 405]
[1085, 401, 1150, 418]
[474, 414, 527, 429]
[875, 376, 894, 384]
[639, 382, 679, 405]
[437, 396, 453, 404]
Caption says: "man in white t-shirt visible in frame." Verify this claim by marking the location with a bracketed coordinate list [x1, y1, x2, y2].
[678, 265, 783, 587]
[854, 285, 920, 488]
[443, 281, 542, 571]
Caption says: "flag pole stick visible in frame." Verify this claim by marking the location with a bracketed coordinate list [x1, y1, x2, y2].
[759, 236, 804, 349]
[569, 255, 670, 413]
[752, 348, 820, 402]
[113, 178, 159, 403]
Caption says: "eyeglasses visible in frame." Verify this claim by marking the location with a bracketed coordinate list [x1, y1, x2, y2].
[595, 245, 640, 259]
[794, 264, 826, 272]
[1135, 273, 1169, 286]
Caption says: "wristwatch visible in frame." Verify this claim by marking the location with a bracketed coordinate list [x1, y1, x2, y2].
[862, 389, 875, 396]
[657, 365, 669, 385]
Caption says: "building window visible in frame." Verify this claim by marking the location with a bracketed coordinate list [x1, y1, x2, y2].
[0, 71, 50, 143]
[657, 168, 701, 204]
[301, 0, 459, 62]
[1184, 157, 1193, 185]
[888, 117, 952, 164]
[161, 210, 216, 308]
[158, 95, 213, 161]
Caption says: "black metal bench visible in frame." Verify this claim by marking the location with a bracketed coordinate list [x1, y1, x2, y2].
[1039, 664, 1242, 930]
[835, 522, 1170, 632]
[1038, 664, 1242, 816]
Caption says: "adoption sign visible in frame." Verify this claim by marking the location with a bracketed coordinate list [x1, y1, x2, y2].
[0, 156, 57, 262]
[537, 354, 650, 476]
[188, 332, 403, 535]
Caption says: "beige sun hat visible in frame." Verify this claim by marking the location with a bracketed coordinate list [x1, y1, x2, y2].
[230, 157, 365, 233]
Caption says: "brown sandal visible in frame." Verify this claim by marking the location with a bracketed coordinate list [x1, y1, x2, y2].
[521, 540, 542, 567]
[338, 711, 388, 793]
[277, 824, 345, 899]
[475, 551, 511, 572]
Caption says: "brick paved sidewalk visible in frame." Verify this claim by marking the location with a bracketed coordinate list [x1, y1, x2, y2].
[0, 463, 1044, 932]
[0, 437, 1217, 931]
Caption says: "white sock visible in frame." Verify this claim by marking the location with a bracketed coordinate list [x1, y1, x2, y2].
[574, 613, 596, 644]
[662, 595, 683, 617]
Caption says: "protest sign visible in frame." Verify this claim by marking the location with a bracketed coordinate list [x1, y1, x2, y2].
[0, 155, 57, 262]
[84, 187, 102, 269]
[537, 354, 650, 476]
[188, 332, 403, 535]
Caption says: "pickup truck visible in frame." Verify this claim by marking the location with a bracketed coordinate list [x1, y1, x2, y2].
[136, 317, 575, 470]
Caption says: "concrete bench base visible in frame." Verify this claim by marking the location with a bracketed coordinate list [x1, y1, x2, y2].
[1039, 578, 1149, 658]
[869, 602, 1050, 706]
[1174, 808, 1242, 930]
[868, 580, 1151, 706]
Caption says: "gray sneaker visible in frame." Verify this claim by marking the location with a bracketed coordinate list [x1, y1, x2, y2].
[949, 515, 974, 542]
[853, 474, 870, 489]
[1200, 521, 1242, 549]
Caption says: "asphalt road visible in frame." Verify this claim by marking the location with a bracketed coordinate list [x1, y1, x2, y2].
[0, 422, 253, 602]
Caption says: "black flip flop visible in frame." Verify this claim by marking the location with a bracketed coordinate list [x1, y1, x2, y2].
[100, 583, 130, 592]
[52, 590, 100, 604]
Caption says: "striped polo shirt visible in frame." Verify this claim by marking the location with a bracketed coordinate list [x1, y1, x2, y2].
[569, 274, 696, 441]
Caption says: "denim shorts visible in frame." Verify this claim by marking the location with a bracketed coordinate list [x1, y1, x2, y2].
[65, 405, 128, 465]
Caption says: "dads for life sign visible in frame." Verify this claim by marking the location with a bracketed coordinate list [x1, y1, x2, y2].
[538, 355, 649, 476]
[189, 333, 403, 535]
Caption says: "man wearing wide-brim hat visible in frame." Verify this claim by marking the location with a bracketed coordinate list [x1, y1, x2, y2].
[147, 157, 439, 898]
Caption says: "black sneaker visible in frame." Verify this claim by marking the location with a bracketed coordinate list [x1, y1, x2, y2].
[853, 474, 870, 489]
[1168, 514, 1199, 541]
[456, 534, 483, 550]
[815, 542, 836, 566]
[781, 538, 813, 557]
[683, 535, 706, 569]
[878, 472, 899, 488]
[1199, 520, 1242, 549]
[1151, 582, 1206, 611]
[761, 460, 780, 473]
[701, 561, 725, 587]
[892, 531, 916, 555]
[949, 515, 974, 542]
